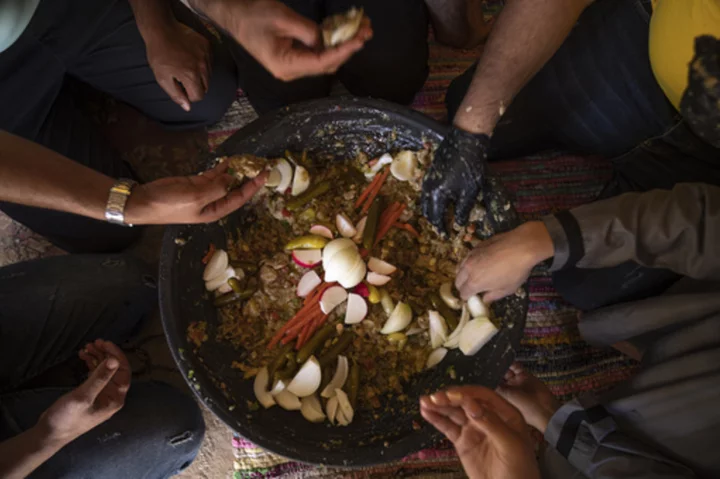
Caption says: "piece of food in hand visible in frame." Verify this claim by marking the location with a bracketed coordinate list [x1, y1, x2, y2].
[291, 165, 310, 196]
[287, 356, 322, 397]
[467, 295, 489, 318]
[301, 394, 326, 423]
[226, 154, 268, 181]
[321, 355, 349, 398]
[459, 317, 498, 356]
[321, 7, 365, 48]
[253, 366, 276, 409]
[344, 293, 368, 324]
[381, 302, 412, 334]
[271, 158, 293, 192]
[426, 347, 448, 369]
[439, 282, 462, 310]
[275, 389, 302, 410]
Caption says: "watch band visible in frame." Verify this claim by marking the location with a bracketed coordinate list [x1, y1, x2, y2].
[105, 178, 138, 226]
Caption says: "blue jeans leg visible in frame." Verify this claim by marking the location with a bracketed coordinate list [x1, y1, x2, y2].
[0, 382, 205, 479]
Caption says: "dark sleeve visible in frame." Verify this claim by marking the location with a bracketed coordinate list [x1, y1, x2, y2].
[540, 183, 720, 280]
[544, 397, 697, 478]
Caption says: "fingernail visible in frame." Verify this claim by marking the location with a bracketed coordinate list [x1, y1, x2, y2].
[447, 391, 463, 402]
[430, 393, 441, 404]
[182, 102, 190, 112]
[106, 357, 119, 369]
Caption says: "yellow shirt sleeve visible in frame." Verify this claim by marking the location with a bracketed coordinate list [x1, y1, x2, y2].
[649, 0, 720, 109]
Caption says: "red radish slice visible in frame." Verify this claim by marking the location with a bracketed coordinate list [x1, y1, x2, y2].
[292, 249, 322, 268]
[344, 293, 368, 324]
[297, 271, 322, 297]
[319, 286, 348, 314]
[336, 213, 357, 238]
[352, 282, 369, 298]
[309, 224, 333, 239]
[367, 257, 396, 275]
[352, 216, 367, 243]
[366, 271, 391, 286]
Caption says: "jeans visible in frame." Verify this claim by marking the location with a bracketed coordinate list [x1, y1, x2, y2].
[0, 0, 238, 254]
[0, 254, 205, 478]
[447, 0, 720, 311]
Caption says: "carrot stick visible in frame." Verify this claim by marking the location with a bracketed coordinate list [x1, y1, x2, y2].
[201, 243, 216, 264]
[361, 168, 390, 214]
[393, 222, 421, 238]
[295, 324, 312, 350]
[269, 282, 336, 349]
[355, 174, 381, 209]
[375, 204, 407, 246]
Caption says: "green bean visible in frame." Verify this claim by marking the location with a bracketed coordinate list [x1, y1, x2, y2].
[285, 181, 330, 211]
[362, 197, 382, 250]
[213, 287, 256, 307]
[347, 359, 360, 409]
[430, 292, 459, 330]
[230, 260, 258, 273]
[296, 323, 336, 364]
[318, 332, 354, 367]
[274, 352, 298, 381]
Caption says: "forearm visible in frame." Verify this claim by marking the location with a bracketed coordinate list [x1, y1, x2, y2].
[128, 0, 175, 43]
[0, 131, 114, 221]
[425, 0, 489, 49]
[0, 426, 66, 479]
[454, 0, 591, 134]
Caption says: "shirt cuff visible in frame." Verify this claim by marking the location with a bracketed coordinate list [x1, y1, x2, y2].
[541, 215, 569, 271]
[541, 211, 585, 271]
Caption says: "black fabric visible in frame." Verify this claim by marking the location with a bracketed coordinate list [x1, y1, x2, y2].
[232, 0, 429, 115]
[556, 405, 610, 459]
[0, 0, 238, 253]
[554, 210, 585, 269]
[680, 36, 720, 149]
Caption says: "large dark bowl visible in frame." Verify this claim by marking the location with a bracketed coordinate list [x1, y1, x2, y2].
[159, 97, 527, 466]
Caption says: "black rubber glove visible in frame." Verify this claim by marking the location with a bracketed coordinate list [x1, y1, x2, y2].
[421, 126, 491, 235]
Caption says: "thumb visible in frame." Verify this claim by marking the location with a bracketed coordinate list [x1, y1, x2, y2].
[276, 8, 321, 47]
[77, 358, 119, 402]
[482, 289, 508, 305]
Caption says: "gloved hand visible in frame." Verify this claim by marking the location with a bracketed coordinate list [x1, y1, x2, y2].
[421, 127, 491, 235]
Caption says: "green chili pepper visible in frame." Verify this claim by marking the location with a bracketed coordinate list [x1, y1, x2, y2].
[267, 343, 293, 380]
[213, 287, 256, 307]
[296, 323, 336, 364]
[227, 277, 246, 295]
[318, 332, 354, 367]
[285, 181, 330, 211]
[230, 260, 258, 273]
[430, 292, 459, 330]
[362, 197, 383, 250]
[274, 352, 298, 381]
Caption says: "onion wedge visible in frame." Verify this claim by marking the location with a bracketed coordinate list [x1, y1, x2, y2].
[444, 305, 470, 349]
[203, 249, 228, 281]
[336, 213, 357, 238]
[439, 282, 462, 310]
[381, 302, 412, 334]
[459, 317, 498, 356]
[428, 310, 448, 349]
[291, 165, 310, 196]
[296, 271, 322, 298]
[275, 390, 301, 410]
[287, 356, 322, 397]
[321, 355, 349, 398]
[301, 395, 326, 423]
[253, 367, 275, 409]
[274, 158, 293, 193]
[426, 348, 448, 369]
[467, 295, 489, 318]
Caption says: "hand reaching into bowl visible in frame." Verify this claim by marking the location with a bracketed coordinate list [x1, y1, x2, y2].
[420, 386, 540, 479]
[455, 221, 554, 302]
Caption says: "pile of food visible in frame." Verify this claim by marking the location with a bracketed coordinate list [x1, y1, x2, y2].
[192, 149, 501, 426]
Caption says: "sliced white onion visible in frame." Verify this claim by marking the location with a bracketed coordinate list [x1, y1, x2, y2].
[309, 224, 334, 239]
[292, 249, 322, 268]
[444, 305, 470, 349]
[287, 356, 322, 397]
[253, 367, 275, 409]
[426, 348, 448, 369]
[366, 271, 391, 286]
[390, 150, 418, 182]
[467, 295, 489, 318]
[319, 286, 348, 314]
[326, 396, 339, 424]
[270, 379, 286, 396]
[275, 390, 301, 410]
[459, 317, 498, 356]
[352, 216, 367, 244]
[428, 310, 448, 349]
[273, 158, 293, 193]
[203, 249, 229, 281]
[367, 257, 397, 275]
[321, 355, 349, 398]
[291, 165, 310, 196]
[300, 395, 326, 423]
[440, 282, 462, 310]
[381, 302, 412, 334]
[406, 326, 424, 336]
[344, 293, 368, 324]
[338, 256, 366, 289]
[297, 270, 322, 298]
[336, 213, 357, 238]
[335, 388, 354, 423]
[205, 265, 236, 291]
[365, 153, 393, 178]
[265, 167, 282, 188]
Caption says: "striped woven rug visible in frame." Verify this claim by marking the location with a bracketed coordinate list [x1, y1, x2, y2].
[209, 4, 637, 477]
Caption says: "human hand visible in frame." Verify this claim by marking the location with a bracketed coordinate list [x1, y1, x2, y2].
[37, 340, 130, 446]
[145, 20, 211, 111]
[420, 386, 540, 479]
[125, 162, 268, 225]
[421, 127, 490, 235]
[455, 221, 553, 301]
[218, 0, 372, 81]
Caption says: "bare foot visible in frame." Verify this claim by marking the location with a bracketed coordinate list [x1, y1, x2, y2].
[497, 362, 561, 434]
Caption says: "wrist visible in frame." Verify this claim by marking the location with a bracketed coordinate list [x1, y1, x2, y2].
[516, 221, 554, 265]
[31, 421, 73, 452]
[123, 185, 152, 226]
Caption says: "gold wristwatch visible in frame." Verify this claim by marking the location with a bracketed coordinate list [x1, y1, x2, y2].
[105, 178, 138, 226]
